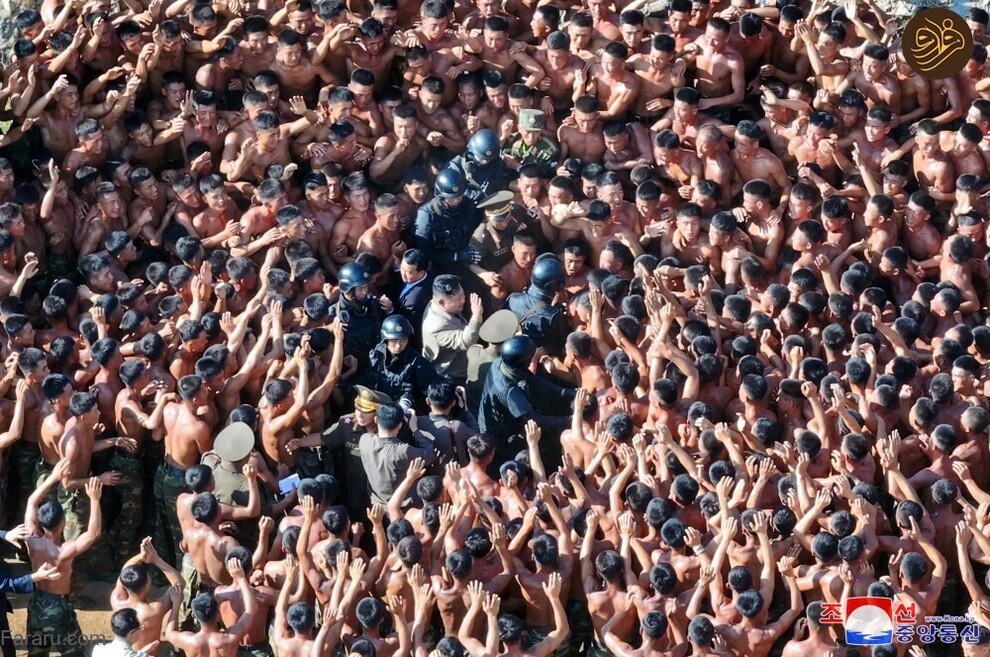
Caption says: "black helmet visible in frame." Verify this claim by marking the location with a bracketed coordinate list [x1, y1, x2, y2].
[467, 129, 499, 165]
[338, 263, 370, 293]
[381, 314, 414, 341]
[531, 256, 565, 294]
[500, 335, 536, 369]
[435, 168, 465, 199]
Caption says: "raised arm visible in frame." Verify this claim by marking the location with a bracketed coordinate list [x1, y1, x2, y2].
[531, 573, 569, 657]
[223, 558, 257, 640]
[26, 461, 71, 535]
[63, 478, 103, 557]
[956, 522, 989, 604]
[387, 458, 426, 523]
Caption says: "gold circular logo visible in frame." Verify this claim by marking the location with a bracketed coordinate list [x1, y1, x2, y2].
[903, 8, 974, 79]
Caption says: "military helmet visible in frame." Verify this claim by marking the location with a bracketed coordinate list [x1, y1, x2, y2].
[467, 129, 499, 165]
[381, 314, 414, 340]
[500, 335, 536, 369]
[435, 167, 465, 199]
[338, 262, 370, 293]
[531, 256, 566, 294]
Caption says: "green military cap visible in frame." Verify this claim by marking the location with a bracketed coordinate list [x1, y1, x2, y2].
[479, 309, 519, 344]
[477, 190, 516, 217]
[214, 422, 256, 462]
[519, 109, 545, 132]
[354, 385, 392, 412]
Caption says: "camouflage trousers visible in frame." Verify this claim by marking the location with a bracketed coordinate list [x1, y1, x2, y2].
[33, 461, 57, 506]
[179, 554, 214, 629]
[566, 599, 596, 656]
[105, 451, 143, 568]
[153, 463, 186, 568]
[25, 590, 84, 657]
[55, 487, 88, 544]
[238, 642, 275, 657]
[8, 441, 42, 522]
[523, 625, 572, 657]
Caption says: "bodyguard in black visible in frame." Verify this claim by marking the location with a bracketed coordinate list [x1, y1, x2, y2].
[478, 335, 576, 467]
[367, 315, 441, 415]
[446, 129, 510, 203]
[411, 168, 483, 269]
[505, 255, 570, 358]
[328, 262, 388, 369]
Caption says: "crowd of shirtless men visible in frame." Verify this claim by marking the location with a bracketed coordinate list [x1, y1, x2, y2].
[0, 0, 988, 654]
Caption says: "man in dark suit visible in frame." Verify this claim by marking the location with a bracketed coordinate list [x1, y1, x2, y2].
[395, 249, 433, 349]
[0, 524, 61, 657]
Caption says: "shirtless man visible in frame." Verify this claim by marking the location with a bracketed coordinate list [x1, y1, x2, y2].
[512, 485, 574, 641]
[463, 17, 545, 85]
[790, 112, 840, 185]
[558, 96, 606, 163]
[38, 374, 73, 489]
[662, 203, 721, 270]
[240, 17, 277, 77]
[685, 18, 745, 114]
[110, 538, 184, 655]
[719, 561, 804, 657]
[24, 466, 102, 657]
[730, 121, 791, 202]
[59, 392, 128, 554]
[260, 349, 309, 471]
[62, 115, 116, 178]
[226, 111, 298, 185]
[9, 348, 52, 519]
[653, 129, 703, 203]
[838, 44, 902, 115]
[586, 42, 640, 119]
[182, 90, 229, 163]
[369, 105, 429, 187]
[911, 119, 957, 203]
[414, 77, 466, 154]
[164, 556, 257, 657]
[337, 18, 400, 88]
[532, 32, 585, 120]
[401, 0, 461, 54]
[191, 175, 240, 249]
[780, 603, 839, 657]
[732, 180, 785, 272]
[627, 35, 685, 123]
[652, 86, 729, 148]
[122, 114, 187, 173]
[794, 21, 849, 96]
[658, 0, 703, 50]
[182, 492, 244, 593]
[694, 125, 735, 207]
[114, 361, 174, 565]
[25, 75, 109, 162]
[331, 174, 377, 265]
[843, 106, 898, 178]
[551, 200, 643, 262]
[155, 375, 213, 566]
[271, 29, 338, 102]
[357, 193, 407, 279]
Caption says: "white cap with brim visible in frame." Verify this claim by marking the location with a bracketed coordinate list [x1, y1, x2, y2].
[214, 422, 256, 462]
[479, 309, 520, 344]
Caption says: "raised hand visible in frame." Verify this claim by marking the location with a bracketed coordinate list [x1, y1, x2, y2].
[227, 557, 245, 580]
